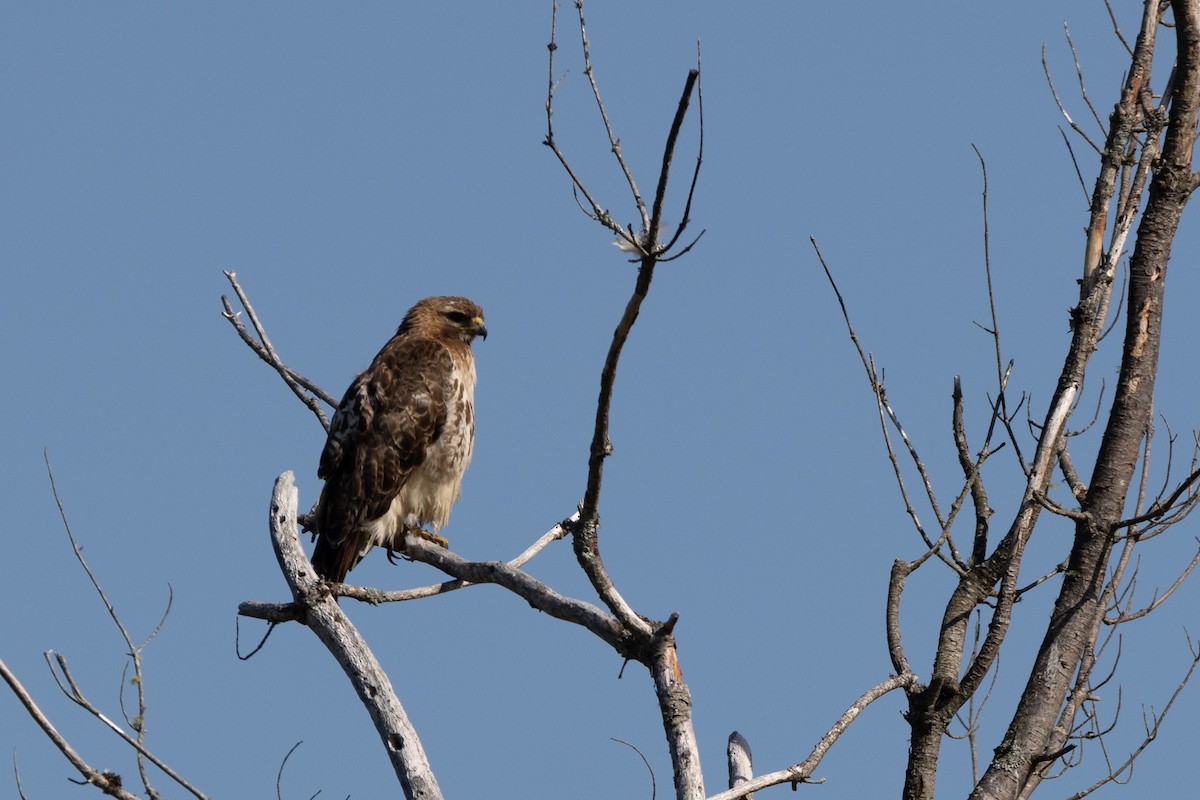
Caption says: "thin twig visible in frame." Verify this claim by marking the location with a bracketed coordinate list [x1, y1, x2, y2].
[13, 751, 27, 800]
[0, 658, 142, 800]
[1063, 22, 1108, 137]
[276, 741, 303, 800]
[1103, 0, 1135, 56]
[660, 43, 705, 255]
[1043, 43, 1104, 155]
[45, 451, 168, 799]
[44, 652, 211, 800]
[543, 6, 629, 242]
[1064, 636, 1200, 799]
[221, 271, 334, 430]
[812, 238, 963, 569]
[1106, 542, 1200, 623]
[574, 0, 650, 234]
[1059, 126, 1092, 204]
[612, 738, 656, 800]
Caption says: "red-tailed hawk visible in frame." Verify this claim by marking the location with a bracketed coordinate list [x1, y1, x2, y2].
[311, 296, 487, 583]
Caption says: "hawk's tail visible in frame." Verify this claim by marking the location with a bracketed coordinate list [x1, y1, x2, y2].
[310, 489, 357, 584]
[310, 534, 349, 584]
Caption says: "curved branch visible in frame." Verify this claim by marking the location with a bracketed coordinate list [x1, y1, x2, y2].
[886, 560, 914, 678]
[265, 473, 443, 800]
[571, 241, 661, 637]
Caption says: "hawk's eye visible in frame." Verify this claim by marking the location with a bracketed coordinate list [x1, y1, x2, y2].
[445, 311, 469, 325]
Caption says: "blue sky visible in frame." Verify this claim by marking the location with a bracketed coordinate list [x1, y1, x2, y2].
[3, 3, 1199, 798]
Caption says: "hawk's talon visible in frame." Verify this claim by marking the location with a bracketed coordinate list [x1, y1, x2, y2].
[385, 547, 413, 565]
[413, 528, 449, 549]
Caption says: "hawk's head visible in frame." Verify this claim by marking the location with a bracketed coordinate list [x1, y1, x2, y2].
[400, 296, 487, 344]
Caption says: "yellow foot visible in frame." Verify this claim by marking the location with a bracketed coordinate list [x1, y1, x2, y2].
[412, 528, 449, 548]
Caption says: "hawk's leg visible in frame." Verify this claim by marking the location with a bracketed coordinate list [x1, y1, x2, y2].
[385, 526, 449, 565]
[413, 528, 449, 548]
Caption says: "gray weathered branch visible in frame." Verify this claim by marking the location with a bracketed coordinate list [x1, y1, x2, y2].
[265, 472, 443, 800]
[726, 731, 754, 799]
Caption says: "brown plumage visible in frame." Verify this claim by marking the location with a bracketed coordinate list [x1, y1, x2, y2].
[311, 296, 487, 583]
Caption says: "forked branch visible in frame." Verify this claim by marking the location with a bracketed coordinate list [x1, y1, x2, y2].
[221, 271, 335, 431]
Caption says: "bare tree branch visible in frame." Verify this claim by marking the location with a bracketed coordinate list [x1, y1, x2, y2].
[0, 657, 142, 800]
[1106, 542, 1200, 623]
[726, 732, 754, 800]
[400, 533, 629, 652]
[572, 0, 650, 235]
[1043, 42, 1104, 155]
[543, 2, 631, 243]
[1063, 635, 1200, 799]
[275, 741, 304, 800]
[44, 652, 211, 800]
[1062, 23, 1109, 138]
[972, 3, 1200, 796]
[613, 738, 657, 800]
[43, 452, 196, 800]
[221, 271, 334, 431]
[704, 674, 918, 800]
[812, 238, 964, 571]
[240, 513, 575, 612]
[264, 472, 443, 800]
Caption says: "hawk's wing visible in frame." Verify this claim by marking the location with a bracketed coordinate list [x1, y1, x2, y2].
[312, 337, 453, 581]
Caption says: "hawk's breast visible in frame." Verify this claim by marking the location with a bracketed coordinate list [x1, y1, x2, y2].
[367, 355, 475, 546]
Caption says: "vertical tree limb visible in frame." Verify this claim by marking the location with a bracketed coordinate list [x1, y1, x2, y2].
[727, 731, 755, 800]
[971, 2, 1200, 797]
[266, 473, 443, 800]
[650, 630, 705, 800]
